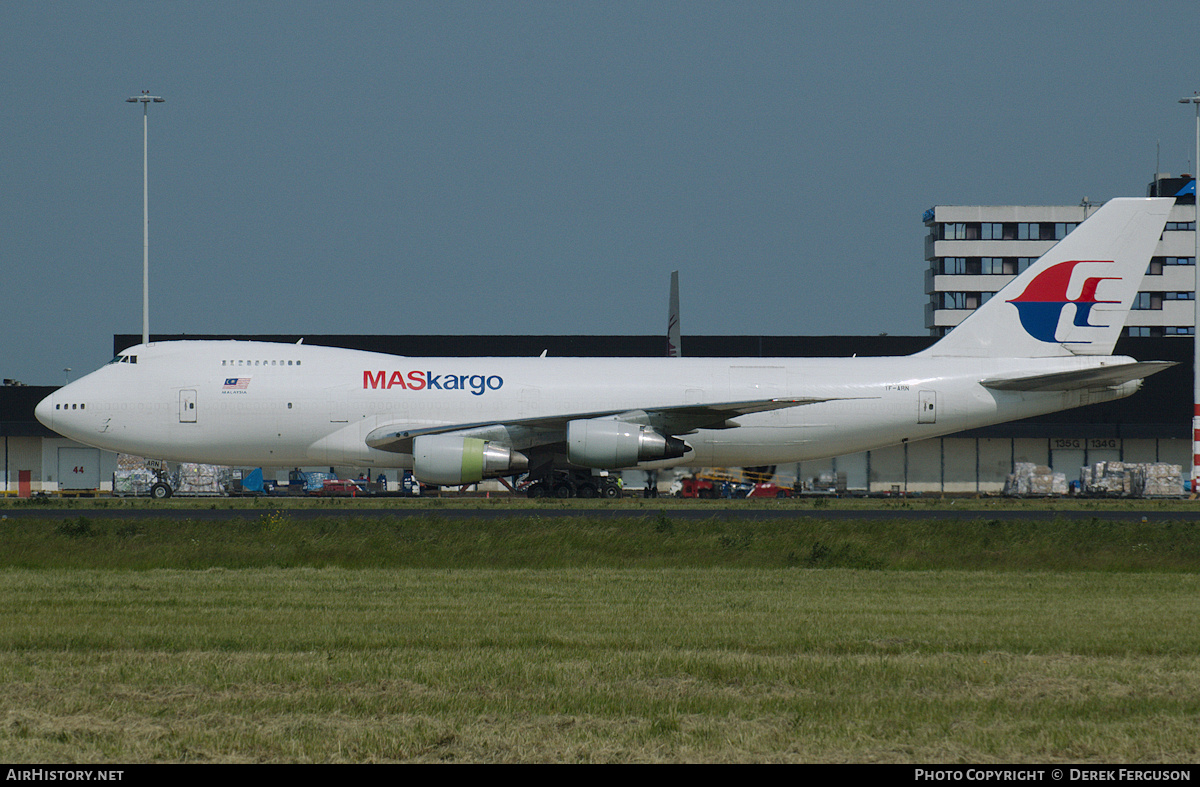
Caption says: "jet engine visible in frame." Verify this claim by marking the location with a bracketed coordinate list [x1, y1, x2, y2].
[566, 419, 689, 468]
[413, 434, 528, 485]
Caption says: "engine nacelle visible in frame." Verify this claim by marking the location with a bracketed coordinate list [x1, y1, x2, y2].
[413, 434, 528, 485]
[566, 419, 688, 468]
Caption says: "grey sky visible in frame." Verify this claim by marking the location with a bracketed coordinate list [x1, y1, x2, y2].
[2, 1, 1197, 385]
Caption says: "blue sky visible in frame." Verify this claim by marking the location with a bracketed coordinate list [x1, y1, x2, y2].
[2, 1, 1198, 384]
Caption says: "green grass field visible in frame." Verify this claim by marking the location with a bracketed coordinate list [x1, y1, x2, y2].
[2, 507, 1199, 762]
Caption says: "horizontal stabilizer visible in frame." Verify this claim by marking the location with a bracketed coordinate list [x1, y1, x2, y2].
[980, 361, 1175, 392]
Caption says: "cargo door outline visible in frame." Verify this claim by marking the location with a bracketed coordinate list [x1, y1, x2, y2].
[327, 387, 349, 423]
[180, 389, 197, 423]
[918, 390, 936, 424]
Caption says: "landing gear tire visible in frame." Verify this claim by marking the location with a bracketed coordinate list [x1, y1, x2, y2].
[576, 483, 598, 498]
[603, 484, 621, 499]
[150, 482, 173, 500]
[527, 483, 548, 499]
[553, 483, 573, 499]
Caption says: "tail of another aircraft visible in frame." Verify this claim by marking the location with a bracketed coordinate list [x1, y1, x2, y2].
[668, 270, 681, 357]
[921, 197, 1173, 358]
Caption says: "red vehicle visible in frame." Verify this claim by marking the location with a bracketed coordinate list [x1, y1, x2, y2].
[679, 477, 793, 499]
[310, 479, 364, 497]
[746, 483, 793, 499]
[677, 477, 719, 498]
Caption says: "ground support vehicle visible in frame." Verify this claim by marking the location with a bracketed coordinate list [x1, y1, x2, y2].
[745, 482, 793, 498]
[309, 479, 366, 497]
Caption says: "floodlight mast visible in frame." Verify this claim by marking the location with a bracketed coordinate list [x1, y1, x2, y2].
[126, 91, 165, 346]
[1179, 93, 1200, 493]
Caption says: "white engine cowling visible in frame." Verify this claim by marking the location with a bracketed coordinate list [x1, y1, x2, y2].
[566, 419, 688, 468]
[413, 434, 528, 485]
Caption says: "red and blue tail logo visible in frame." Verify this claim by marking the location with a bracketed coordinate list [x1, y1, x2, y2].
[1006, 260, 1119, 343]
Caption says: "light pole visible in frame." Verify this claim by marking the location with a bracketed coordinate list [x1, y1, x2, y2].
[126, 91, 165, 346]
[1180, 93, 1200, 492]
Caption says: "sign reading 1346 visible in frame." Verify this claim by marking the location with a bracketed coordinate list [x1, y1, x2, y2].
[1053, 438, 1119, 449]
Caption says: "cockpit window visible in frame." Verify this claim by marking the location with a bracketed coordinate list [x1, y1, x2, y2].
[106, 354, 138, 365]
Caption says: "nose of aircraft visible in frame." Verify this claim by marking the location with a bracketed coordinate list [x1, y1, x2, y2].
[34, 392, 55, 431]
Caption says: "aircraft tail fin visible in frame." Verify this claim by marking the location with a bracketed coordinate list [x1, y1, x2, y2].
[920, 197, 1173, 358]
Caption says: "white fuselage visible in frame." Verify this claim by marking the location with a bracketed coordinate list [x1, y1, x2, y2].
[36, 340, 1137, 470]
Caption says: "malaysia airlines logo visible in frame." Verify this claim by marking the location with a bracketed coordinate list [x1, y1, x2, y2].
[1006, 260, 1120, 344]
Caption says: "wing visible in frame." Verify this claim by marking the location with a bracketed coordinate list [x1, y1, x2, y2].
[980, 361, 1175, 392]
[364, 395, 859, 454]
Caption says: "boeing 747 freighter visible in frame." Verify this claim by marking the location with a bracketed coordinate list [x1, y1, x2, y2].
[37, 198, 1175, 496]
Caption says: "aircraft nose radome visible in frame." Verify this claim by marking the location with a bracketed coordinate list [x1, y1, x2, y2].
[34, 394, 55, 430]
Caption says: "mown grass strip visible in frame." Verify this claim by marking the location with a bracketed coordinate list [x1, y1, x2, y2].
[6, 494, 1200, 512]
[1, 568, 1198, 762]
[3, 513, 1200, 571]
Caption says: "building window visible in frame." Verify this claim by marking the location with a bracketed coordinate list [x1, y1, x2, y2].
[1132, 292, 1164, 310]
[1165, 221, 1197, 231]
[941, 292, 983, 310]
[940, 257, 986, 275]
[1146, 257, 1196, 274]
[1125, 326, 1190, 337]
[1012, 222, 1073, 241]
[941, 222, 982, 240]
[981, 223, 1018, 240]
[980, 257, 1018, 275]
[1133, 292, 1162, 310]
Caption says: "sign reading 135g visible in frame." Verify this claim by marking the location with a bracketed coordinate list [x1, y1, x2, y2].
[1053, 438, 1119, 449]
[363, 370, 504, 396]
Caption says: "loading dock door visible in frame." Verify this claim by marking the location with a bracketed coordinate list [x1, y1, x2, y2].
[58, 447, 100, 490]
[180, 389, 197, 423]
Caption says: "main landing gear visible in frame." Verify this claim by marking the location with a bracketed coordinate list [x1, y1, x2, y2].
[525, 470, 622, 499]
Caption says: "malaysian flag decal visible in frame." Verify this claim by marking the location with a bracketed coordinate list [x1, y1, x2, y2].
[223, 378, 250, 390]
